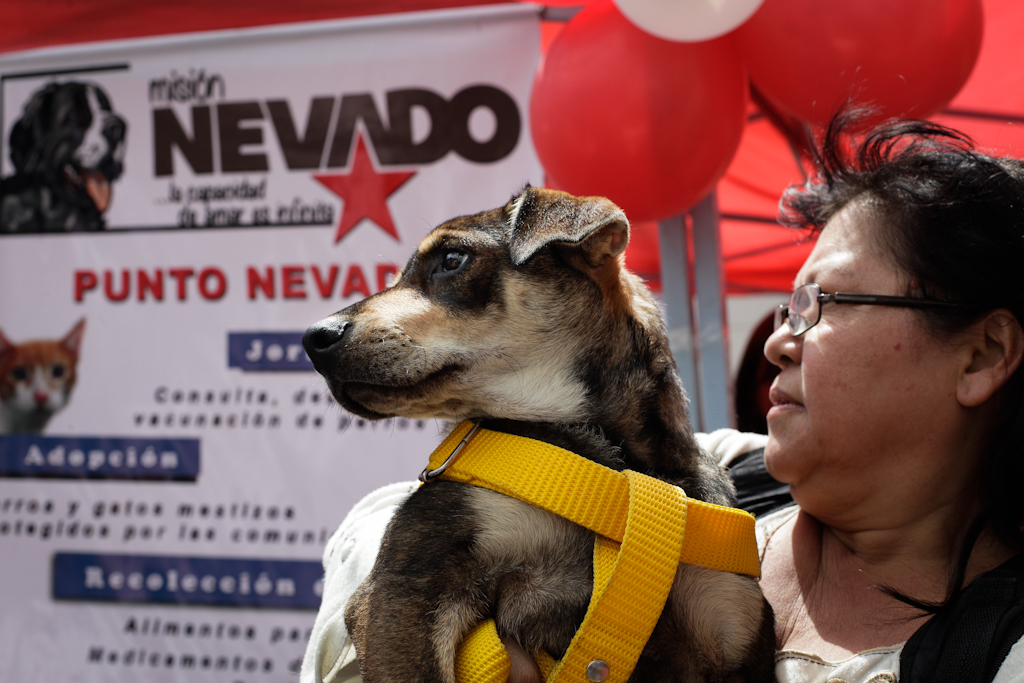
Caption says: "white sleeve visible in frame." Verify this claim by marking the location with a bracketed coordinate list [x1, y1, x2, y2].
[695, 429, 769, 468]
[992, 634, 1024, 683]
[300, 481, 418, 683]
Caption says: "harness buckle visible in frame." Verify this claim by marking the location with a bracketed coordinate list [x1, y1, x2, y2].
[419, 421, 483, 483]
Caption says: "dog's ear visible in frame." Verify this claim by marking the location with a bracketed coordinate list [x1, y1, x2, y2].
[8, 84, 56, 175]
[507, 186, 629, 268]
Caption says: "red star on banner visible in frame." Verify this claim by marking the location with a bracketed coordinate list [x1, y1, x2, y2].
[313, 133, 415, 243]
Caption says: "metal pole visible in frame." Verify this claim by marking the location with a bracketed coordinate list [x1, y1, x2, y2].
[657, 213, 702, 429]
[689, 191, 732, 431]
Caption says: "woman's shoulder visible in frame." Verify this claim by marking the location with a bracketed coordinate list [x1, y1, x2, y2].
[772, 633, 1024, 683]
[900, 552, 1024, 683]
[775, 645, 902, 683]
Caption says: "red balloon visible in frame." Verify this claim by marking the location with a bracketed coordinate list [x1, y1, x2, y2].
[735, 0, 983, 126]
[530, 0, 747, 221]
[522, 0, 596, 5]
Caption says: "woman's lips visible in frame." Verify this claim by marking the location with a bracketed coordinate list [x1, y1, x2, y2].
[767, 386, 803, 416]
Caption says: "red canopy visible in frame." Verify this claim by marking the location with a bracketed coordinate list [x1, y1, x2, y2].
[3, 0, 1023, 294]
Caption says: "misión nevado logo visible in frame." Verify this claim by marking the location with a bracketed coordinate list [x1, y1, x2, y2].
[151, 78, 522, 242]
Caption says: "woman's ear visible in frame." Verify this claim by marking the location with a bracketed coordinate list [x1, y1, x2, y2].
[957, 310, 1024, 407]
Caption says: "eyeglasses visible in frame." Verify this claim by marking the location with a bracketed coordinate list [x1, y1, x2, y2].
[774, 283, 964, 336]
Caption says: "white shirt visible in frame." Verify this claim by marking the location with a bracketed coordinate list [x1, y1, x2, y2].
[300, 430, 1024, 683]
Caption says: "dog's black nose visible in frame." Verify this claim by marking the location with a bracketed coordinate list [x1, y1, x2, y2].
[302, 319, 352, 362]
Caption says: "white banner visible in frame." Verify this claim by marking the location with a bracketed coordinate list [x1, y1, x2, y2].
[0, 5, 542, 680]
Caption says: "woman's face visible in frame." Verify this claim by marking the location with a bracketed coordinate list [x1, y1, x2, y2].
[763, 200, 982, 527]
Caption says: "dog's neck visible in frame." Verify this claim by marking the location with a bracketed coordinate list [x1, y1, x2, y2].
[480, 397, 727, 506]
[477, 418, 630, 472]
[587, 360, 706, 478]
[480, 270, 733, 505]
[478, 361, 727, 504]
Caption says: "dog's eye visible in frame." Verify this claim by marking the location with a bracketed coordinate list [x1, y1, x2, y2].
[440, 251, 469, 273]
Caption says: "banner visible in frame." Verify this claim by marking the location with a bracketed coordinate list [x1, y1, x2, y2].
[0, 5, 542, 680]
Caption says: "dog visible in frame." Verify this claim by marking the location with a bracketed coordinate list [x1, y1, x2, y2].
[1, 81, 127, 232]
[302, 186, 775, 683]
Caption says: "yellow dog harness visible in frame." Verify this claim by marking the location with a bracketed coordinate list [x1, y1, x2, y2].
[418, 421, 760, 683]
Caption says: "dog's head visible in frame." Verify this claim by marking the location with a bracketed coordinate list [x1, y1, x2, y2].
[8, 81, 127, 213]
[304, 186, 665, 423]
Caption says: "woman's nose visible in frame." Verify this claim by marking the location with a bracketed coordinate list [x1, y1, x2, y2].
[764, 321, 802, 368]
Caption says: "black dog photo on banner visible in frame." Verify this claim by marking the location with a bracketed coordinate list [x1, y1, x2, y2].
[0, 81, 127, 232]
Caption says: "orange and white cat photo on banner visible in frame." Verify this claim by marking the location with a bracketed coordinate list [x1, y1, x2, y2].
[0, 319, 85, 434]
[0, 7, 542, 680]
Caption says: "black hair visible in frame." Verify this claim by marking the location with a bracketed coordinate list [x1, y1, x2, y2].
[734, 311, 779, 435]
[780, 111, 1024, 610]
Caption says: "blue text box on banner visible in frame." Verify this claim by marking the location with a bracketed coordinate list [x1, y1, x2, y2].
[53, 552, 323, 609]
[228, 332, 313, 371]
[0, 435, 200, 480]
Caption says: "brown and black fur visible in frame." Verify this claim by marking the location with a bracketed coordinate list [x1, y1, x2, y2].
[303, 187, 775, 683]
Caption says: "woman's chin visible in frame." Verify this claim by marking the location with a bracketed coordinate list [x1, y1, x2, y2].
[763, 431, 806, 487]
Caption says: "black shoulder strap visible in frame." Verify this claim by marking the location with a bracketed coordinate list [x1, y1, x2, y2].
[725, 448, 794, 518]
[901, 553, 1024, 683]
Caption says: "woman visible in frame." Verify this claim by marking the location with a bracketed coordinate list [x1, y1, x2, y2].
[755, 114, 1024, 681]
[302, 116, 1024, 682]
